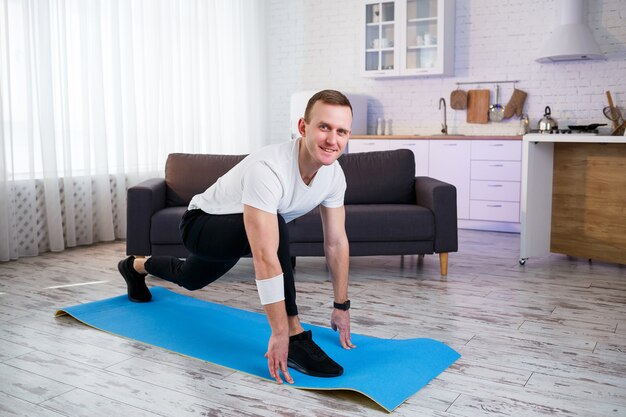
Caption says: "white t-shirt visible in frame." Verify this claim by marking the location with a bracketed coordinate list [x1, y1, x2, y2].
[188, 138, 346, 223]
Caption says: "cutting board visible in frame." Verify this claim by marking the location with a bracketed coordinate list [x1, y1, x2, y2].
[467, 89, 490, 124]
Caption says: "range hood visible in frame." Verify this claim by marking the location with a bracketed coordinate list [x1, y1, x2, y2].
[536, 0, 604, 63]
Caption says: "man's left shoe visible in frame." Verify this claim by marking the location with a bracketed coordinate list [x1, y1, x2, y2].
[117, 256, 152, 303]
[287, 330, 343, 377]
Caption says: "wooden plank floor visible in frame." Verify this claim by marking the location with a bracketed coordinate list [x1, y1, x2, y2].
[1, 229, 625, 416]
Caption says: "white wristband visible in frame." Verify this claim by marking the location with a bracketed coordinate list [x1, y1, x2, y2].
[255, 274, 285, 305]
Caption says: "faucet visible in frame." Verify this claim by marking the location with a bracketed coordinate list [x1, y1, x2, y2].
[439, 97, 448, 135]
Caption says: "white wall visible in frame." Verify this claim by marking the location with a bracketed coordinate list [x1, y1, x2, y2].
[266, 0, 626, 141]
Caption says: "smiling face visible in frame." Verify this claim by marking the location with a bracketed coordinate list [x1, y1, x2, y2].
[298, 101, 352, 169]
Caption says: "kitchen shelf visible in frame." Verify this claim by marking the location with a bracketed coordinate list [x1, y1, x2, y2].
[407, 45, 437, 49]
[407, 17, 437, 23]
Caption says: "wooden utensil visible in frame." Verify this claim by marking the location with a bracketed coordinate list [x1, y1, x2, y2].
[606, 91, 620, 130]
[450, 89, 467, 110]
[612, 119, 626, 136]
[467, 89, 490, 124]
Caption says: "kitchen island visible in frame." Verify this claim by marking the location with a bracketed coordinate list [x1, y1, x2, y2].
[520, 134, 626, 265]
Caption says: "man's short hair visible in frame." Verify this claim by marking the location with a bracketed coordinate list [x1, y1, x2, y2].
[304, 90, 353, 123]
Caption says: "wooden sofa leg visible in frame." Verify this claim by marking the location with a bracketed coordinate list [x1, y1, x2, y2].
[439, 252, 449, 276]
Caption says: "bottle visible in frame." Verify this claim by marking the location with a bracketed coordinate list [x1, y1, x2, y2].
[384, 119, 392, 135]
[376, 118, 384, 135]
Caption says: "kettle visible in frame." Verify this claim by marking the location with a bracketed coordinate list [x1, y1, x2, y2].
[538, 106, 558, 132]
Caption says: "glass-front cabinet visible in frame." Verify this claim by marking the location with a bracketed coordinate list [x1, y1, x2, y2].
[362, 0, 455, 77]
[364, 2, 397, 74]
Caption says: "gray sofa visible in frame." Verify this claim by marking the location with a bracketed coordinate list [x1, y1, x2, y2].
[126, 149, 458, 275]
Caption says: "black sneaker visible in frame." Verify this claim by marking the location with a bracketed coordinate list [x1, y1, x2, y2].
[117, 256, 152, 303]
[287, 330, 343, 377]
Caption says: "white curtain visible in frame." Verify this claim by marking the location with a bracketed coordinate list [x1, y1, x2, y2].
[0, 0, 267, 262]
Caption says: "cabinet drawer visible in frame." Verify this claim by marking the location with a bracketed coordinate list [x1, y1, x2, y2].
[470, 200, 520, 222]
[471, 160, 521, 181]
[471, 140, 521, 161]
[348, 140, 389, 153]
[471, 180, 520, 202]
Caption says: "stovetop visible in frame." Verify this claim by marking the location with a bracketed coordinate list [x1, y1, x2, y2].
[528, 129, 599, 135]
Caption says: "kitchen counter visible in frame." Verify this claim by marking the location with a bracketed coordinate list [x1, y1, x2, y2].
[351, 135, 522, 140]
[520, 134, 626, 265]
[348, 134, 525, 233]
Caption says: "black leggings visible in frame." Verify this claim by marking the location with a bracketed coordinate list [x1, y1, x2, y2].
[145, 209, 298, 316]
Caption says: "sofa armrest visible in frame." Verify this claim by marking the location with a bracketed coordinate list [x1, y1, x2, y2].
[415, 176, 458, 253]
[126, 178, 167, 256]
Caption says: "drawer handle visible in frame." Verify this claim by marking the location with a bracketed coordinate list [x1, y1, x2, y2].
[489, 164, 504, 167]
[487, 184, 503, 187]
[487, 204, 503, 208]
[444, 144, 458, 147]
[489, 144, 504, 147]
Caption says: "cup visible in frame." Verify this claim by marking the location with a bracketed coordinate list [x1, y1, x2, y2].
[416, 35, 424, 46]
[423, 33, 433, 45]
[372, 38, 379, 49]
[372, 4, 380, 23]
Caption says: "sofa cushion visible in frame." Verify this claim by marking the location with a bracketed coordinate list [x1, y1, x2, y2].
[165, 153, 247, 207]
[288, 204, 434, 243]
[151, 206, 187, 244]
[338, 149, 416, 205]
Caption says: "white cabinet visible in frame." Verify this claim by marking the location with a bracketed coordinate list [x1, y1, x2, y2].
[348, 137, 522, 232]
[363, 2, 398, 75]
[428, 140, 471, 219]
[471, 140, 521, 161]
[469, 140, 522, 228]
[388, 139, 429, 176]
[471, 181, 520, 202]
[362, 0, 455, 77]
[348, 139, 389, 153]
[469, 201, 520, 223]
[348, 139, 429, 176]
[471, 161, 522, 182]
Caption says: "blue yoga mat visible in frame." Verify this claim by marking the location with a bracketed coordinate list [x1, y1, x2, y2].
[55, 287, 460, 412]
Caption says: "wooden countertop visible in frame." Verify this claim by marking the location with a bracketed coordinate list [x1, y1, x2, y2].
[351, 135, 523, 140]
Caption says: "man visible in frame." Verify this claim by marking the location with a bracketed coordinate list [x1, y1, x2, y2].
[118, 90, 356, 385]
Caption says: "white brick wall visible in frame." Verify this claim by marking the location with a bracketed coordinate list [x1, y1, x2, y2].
[266, 0, 626, 141]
